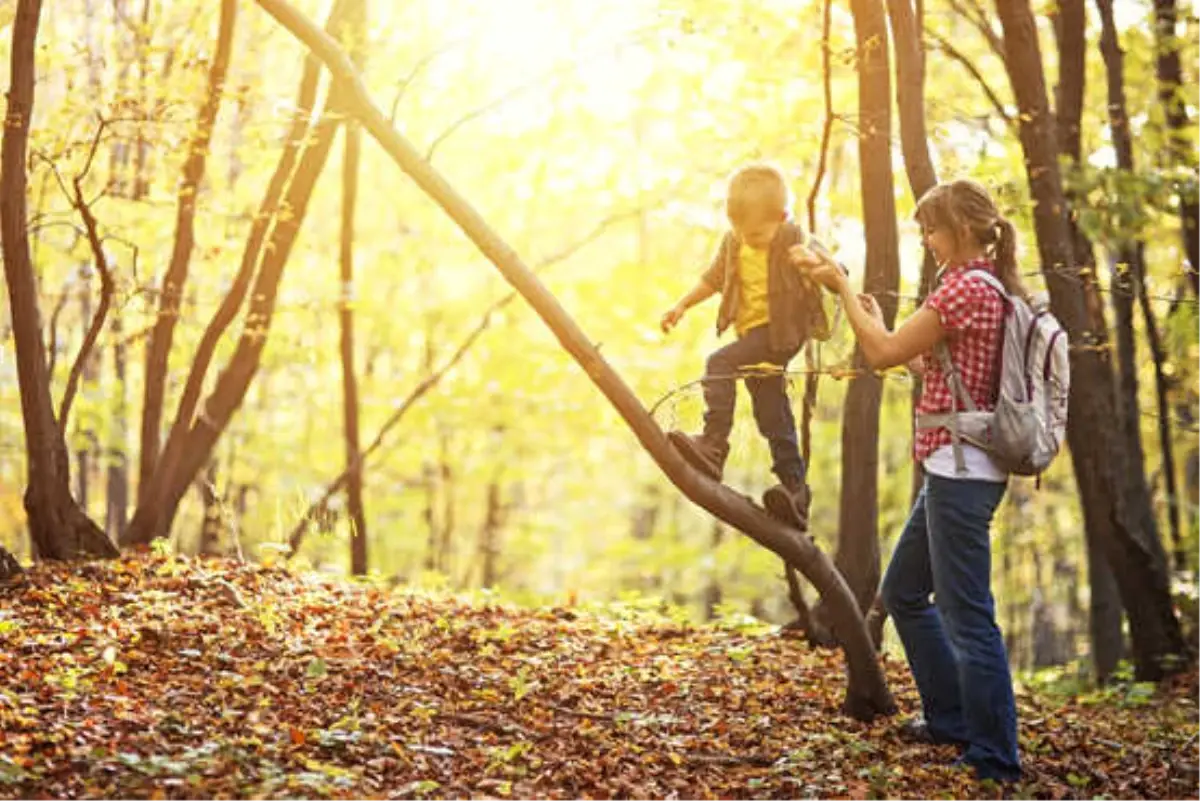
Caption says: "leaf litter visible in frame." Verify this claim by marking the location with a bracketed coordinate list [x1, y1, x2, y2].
[0, 553, 1195, 799]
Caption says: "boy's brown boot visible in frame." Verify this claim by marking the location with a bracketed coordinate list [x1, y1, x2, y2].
[763, 476, 811, 531]
[667, 431, 730, 482]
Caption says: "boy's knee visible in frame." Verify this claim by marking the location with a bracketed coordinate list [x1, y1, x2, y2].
[705, 351, 731, 377]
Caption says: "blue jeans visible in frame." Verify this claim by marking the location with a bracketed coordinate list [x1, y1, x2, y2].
[881, 475, 1020, 781]
[701, 325, 804, 483]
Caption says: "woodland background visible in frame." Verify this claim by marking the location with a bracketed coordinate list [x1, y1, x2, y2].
[0, 0, 1195, 682]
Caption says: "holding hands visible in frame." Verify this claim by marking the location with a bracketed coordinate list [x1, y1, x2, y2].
[788, 244, 847, 294]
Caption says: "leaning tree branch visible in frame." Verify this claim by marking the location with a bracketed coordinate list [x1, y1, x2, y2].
[256, 0, 896, 721]
[286, 205, 647, 557]
[58, 177, 114, 429]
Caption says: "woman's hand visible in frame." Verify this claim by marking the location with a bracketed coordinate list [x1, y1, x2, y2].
[856, 293, 885, 324]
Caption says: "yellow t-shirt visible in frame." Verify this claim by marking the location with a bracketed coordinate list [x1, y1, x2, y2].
[734, 242, 770, 335]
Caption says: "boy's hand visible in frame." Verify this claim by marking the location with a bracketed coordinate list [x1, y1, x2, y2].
[660, 303, 686, 333]
[805, 263, 847, 292]
[788, 243, 823, 268]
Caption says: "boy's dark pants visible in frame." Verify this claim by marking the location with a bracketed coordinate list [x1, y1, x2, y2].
[702, 325, 805, 484]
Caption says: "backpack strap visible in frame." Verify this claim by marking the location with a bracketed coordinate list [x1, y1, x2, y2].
[930, 267, 998, 476]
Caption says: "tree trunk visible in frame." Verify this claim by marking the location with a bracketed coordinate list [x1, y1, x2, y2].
[1, 0, 117, 561]
[994, 0, 1188, 680]
[126, 1, 353, 544]
[1153, 0, 1198, 293]
[136, 0, 236, 510]
[257, 0, 896, 719]
[888, 0, 940, 645]
[1051, 0, 1126, 681]
[107, 308, 130, 542]
[812, 0, 902, 642]
[340, 0, 369, 574]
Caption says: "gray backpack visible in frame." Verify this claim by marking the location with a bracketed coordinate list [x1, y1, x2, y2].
[917, 270, 1070, 477]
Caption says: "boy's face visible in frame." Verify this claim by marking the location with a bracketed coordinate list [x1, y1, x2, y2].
[731, 205, 784, 250]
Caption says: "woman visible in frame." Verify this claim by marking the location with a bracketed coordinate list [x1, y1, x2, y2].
[802, 179, 1024, 782]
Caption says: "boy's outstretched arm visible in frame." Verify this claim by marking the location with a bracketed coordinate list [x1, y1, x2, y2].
[661, 281, 716, 333]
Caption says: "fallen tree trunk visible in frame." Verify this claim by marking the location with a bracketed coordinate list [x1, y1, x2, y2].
[254, 0, 896, 721]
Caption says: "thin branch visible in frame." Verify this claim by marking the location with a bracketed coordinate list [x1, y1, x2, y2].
[805, 0, 835, 233]
[423, 28, 658, 163]
[45, 276, 73, 381]
[389, 35, 472, 123]
[945, 0, 1005, 59]
[927, 30, 1014, 127]
[59, 178, 115, 429]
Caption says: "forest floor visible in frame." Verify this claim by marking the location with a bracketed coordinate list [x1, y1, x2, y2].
[0, 553, 1195, 800]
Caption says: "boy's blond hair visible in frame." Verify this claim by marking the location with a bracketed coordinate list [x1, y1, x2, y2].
[726, 164, 790, 224]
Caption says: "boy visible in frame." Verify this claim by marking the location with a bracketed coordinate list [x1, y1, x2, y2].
[660, 164, 838, 529]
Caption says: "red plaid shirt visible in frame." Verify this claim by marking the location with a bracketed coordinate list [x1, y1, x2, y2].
[914, 258, 1006, 462]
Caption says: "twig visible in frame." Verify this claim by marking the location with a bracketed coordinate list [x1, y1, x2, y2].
[438, 711, 543, 740]
[805, 0, 834, 233]
[59, 177, 114, 429]
[544, 703, 618, 722]
[926, 30, 1013, 127]
[686, 751, 778, 767]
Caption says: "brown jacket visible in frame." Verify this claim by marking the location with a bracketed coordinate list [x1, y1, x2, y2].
[700, 221, 838, 353]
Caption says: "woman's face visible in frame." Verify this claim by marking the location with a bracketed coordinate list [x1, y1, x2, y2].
[921, 221, 960, 266]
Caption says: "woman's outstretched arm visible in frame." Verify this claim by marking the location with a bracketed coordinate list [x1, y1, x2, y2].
[803, 259, 945, 370]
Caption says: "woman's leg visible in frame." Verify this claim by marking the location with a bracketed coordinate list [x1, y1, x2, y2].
[880, 482, 969, 744]
[925, 475, 1019, 781]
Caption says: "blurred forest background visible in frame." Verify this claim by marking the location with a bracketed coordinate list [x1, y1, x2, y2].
[0, 0, 1195, 678]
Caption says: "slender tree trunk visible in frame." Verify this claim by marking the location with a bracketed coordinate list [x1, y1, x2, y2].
[1153, 0, 1198, 293]
[198, 460, 222, 556]
[1051, 0, 1126, 681]
[479, 478, 502, 589]
[813, 0, 902, 643]
[886, 0, 940, 647]
[127, 0, 354, 544]
[1, 0, 116, 560]
[994, 0, 1187, 680]
[258, 0, 897, 718]
[107, 306, 129, 541]
[136, 0, 236, 511]
[340, 0, 368, 575]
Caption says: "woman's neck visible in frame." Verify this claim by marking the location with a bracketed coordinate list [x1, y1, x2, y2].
[948, 245, 988, 267]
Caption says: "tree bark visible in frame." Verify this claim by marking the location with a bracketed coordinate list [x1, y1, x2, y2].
[1153, 0, 1198, 294]
[1, 0, 117, 560]
[256, 0, 897, 719]
[1051, 0, 1126, 682]
[994, 0, 1188, 680]
[340, 0, 368, 576]
[811, 0, 902, 643]
[137, 0, 236, 509]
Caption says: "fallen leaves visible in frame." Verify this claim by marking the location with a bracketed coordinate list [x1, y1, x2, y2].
[0, 553, 1195, 799]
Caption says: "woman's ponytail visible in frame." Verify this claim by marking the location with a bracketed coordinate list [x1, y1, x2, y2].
[991, 216, 1029, 301]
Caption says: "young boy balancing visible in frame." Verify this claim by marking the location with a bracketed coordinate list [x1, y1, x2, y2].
[660, 164, 839, 529]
